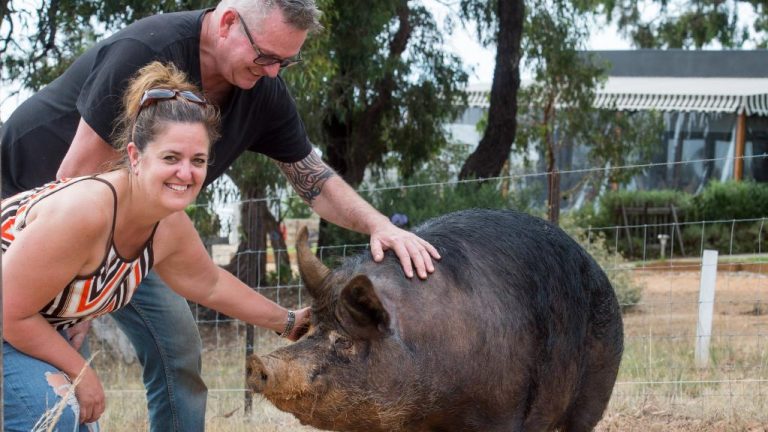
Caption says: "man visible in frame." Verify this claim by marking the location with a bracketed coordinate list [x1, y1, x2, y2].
[0, 0, 439, 430]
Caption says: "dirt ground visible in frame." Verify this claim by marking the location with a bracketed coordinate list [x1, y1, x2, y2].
[97, 269, 768, 431]
[596, 269, 768, 431]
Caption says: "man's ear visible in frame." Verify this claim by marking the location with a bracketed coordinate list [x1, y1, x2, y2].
[218, 9, 237, 38]
[336, 274, 390, 340]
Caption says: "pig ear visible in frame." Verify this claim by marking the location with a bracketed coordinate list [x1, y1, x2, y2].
[337, 274, 390, 340]
[296, 225, 330, 299]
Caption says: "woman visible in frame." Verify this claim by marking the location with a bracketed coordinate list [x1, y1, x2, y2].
[1, 61, 310, 431]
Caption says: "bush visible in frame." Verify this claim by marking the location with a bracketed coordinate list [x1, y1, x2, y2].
[321, 145, 542, 248]
[690, 181, 768, 221]
[573, 181, 768, 259]
[576, 188, 693, 229]
[320, 179, 539, 249]
[561, 215, 643, 312]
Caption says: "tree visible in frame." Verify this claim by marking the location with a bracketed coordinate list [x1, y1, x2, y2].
[515, 0, 662, 224]
[3, 0, 471, 251]
[282, 0, 468, 187]
[1, 1, 213, 92]
[598, 0, 768, 48]
[222, 153, 290, 289]
[458, 0, 524, 180]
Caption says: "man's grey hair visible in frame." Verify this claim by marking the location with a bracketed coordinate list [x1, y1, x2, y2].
[217, 0, 323, 34]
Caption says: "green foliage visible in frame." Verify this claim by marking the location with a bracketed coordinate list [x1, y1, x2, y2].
[321, 144, 539, 247]
[513, 0, 663, 220]
[682, 220, 766, 256]
[684, 181, 768, 255]
[266, 262, 300, 286]
[581, 110, 664, 184]
[690, 180, 768, 221]
[573, 181, 768, 258]
[561, 214, 644, 312]
[597, 0, 764, 48]
[2, 0, 215, 91]
[282, 0, 469, 184]
[186, 187, 222, 243]
[458, 0, 497, 46]
[579, 188, 694, 228]
[226, 152, 286, 197]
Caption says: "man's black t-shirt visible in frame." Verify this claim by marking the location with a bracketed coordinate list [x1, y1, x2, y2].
[1, 9, 312, 197]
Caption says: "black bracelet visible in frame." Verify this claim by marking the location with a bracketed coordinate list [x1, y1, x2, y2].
[277, 310, 296, 338]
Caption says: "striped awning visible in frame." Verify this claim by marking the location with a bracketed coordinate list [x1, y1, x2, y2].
[465, 78, 768, 115]
[594, 77, 768, 115]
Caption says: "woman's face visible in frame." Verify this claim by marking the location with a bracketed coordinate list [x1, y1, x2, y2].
[130, 122, 210, 213]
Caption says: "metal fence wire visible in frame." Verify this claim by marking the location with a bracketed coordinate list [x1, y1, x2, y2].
[83, 185, 768, 430]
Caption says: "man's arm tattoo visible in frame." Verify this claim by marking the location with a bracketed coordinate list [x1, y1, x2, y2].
[276, 152, 336, 206]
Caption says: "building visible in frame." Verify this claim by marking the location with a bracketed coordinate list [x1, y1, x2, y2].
[454, 50, 768, 195]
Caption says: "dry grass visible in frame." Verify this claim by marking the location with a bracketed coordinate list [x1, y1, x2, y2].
[91, 269, 767, 431]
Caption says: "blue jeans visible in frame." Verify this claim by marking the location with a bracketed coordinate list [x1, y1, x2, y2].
[3, 335, 97, 432]
[110, 271, 207, 432]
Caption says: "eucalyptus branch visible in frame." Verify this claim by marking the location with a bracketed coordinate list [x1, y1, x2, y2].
[0, 11, 13, 56]
[0, 0, 9, 27]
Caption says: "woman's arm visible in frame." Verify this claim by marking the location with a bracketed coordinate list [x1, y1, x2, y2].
[153, 212, 307, 337]
[2, 191, 110, 422]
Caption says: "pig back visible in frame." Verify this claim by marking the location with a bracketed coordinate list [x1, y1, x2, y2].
[391, 208, 623, 430]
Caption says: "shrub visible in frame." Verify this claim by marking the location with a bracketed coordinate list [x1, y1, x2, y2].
[690, 180, 768, 221]
[561, 215, 643, 312]
[578, 189, 693, 229]
[321, 144, 542, 248]
[573, 181, 768, 259]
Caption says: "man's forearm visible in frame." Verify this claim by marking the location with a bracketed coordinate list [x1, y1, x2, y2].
[275, 151, 334, 204]
[58, 118, 120, 179]
[311, 176, 390, 234]
[277, 150, 439, 279]
[276, 151, 388, 234]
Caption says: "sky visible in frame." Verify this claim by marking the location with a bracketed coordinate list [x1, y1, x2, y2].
[0, 3, 636, 122]
[428, 1, 633, 86]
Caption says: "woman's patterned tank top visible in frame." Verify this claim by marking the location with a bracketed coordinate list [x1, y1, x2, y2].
[1, 176, 157, 329]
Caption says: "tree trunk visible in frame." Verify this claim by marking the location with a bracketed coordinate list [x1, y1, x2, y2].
[459, 0, 524, 180]
[322, 0, 411, 188]
[0, 0, 9, 25]
[544, 96, 559, 225]
[225, 192, 269, 288]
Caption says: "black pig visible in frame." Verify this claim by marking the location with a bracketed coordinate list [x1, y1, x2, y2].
[248, 209, 623, 432]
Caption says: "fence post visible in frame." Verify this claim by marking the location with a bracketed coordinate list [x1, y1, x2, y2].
[695, 249, 718, 368]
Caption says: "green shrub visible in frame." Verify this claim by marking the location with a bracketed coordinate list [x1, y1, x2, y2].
[690, 180, 768, 221]
[320, 179, 538, 248]
[574, 181, 768, 259]
[561, 215, 643, 312]
[579, 188, 693, 229]
[321, 144, 543, 248]
[682, 220, 767, 256]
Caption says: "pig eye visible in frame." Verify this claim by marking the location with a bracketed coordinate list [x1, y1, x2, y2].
[334, 337, 353, 351]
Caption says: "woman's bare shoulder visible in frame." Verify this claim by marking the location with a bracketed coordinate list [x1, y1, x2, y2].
[25, 179, 115, 236]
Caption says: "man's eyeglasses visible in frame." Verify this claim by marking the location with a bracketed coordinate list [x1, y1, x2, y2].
[235, 10, 302, 69]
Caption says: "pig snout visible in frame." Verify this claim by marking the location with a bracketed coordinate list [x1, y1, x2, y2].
[246, 355, 270, 393]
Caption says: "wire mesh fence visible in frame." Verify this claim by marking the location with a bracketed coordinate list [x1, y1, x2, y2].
[82, 157, 767, 430]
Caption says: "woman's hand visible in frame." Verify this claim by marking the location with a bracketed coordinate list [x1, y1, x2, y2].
[285, 307, 312, 341]
[74, 366, 106, 424]
[65, 321, 91, 351]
